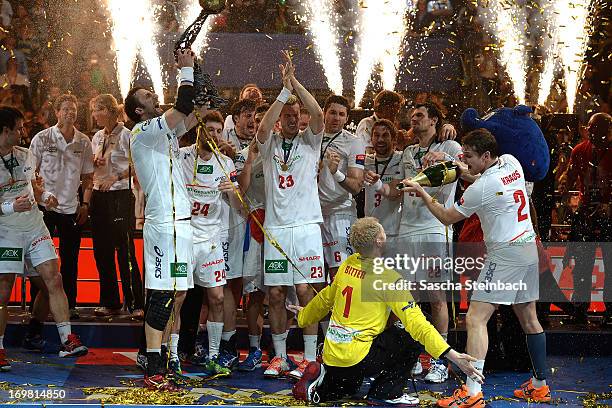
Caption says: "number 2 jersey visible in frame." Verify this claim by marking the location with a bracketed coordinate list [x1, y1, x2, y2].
[258, 127, 323, 228]
[179, 144, 237, 242]
[297, 253, 449, 367]
[454, 154, 537, 265]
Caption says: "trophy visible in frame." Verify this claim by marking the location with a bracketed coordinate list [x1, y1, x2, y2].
[397, 161, 460, 189]
[175, 0, 227, 108]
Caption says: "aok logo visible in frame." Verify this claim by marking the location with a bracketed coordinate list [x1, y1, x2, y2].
[0, 248, 22, 261]
[154, 246, 164, 278]
[265, 259, 288, 273]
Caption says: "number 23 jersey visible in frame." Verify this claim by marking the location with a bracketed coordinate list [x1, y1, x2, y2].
[259, 127, 323, 228]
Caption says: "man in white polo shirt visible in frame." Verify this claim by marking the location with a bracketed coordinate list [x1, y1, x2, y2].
[30, 94, 94, 319]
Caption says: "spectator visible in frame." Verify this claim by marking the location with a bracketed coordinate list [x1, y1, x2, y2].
[0, 57, 30, 88]
[0, 35, 28, 76]
[0, 0, 12, 28]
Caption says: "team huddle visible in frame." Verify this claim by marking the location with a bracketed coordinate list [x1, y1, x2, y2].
[0, 48, 550, 407]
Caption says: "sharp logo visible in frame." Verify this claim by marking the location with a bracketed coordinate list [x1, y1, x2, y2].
[0, 248, 22, 261]
[154, 246, 164, 279]
[265, 259, 288, 273]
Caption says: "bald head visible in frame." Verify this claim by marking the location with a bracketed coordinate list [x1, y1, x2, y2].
[587, 112, 611, 147]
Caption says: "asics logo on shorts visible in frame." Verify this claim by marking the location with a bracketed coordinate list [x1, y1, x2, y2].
[484, 262, 496, 293]
[154, 246, 164, 279]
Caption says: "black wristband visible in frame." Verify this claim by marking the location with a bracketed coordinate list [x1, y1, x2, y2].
[175, 85, 195, 115]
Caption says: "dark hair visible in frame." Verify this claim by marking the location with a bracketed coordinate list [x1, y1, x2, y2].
[299, 107, 311, 115]
[240, 83, 261, 99]
[373, 90, 404, 110]
[0, 106, 24, 132]
[124, 86, 147, 123]
[53, 94, 77, 112]
[323, 95, 350, 114]
[462, 128, 499, 157]
[372, 119, 397, 140]
[203, 110, 224, 124]
[255, 103, 270, 115]
[231, 99, 257, 121]
[414, 102, 443, 131]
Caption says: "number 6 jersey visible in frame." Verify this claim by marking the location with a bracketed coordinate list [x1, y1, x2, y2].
[180, 144, 237, 241]
[259, 127, 323, 228]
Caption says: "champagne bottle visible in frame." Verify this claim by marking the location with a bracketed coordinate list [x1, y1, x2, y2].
[397, 161, 460, 189]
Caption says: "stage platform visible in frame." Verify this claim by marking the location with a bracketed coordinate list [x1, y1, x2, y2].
[1, 308, 611, 407]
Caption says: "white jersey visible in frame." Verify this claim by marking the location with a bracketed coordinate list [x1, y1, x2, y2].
[355, 114, 377, 149]
[91, 124, 131, 191]
[364, 151, 403, 237]
[318, 130, 366, 216]
[454, 154, 537, 265]
[399, 140, 463, 236]
[0, 147, 44, 231]
[259, 127, 323, 228]
[180, 145, 237, 241]
[236, 146, 265, 210]
[223, 128, 251, 153]
[130, 115, 190, 223]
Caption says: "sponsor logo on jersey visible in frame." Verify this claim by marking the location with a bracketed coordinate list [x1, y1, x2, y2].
[202, 258, 224, 268]
[154, 246, 164, 279]
[355, 154, 365, 166]
[323, 240, 338, 247]
[298, 255, 320, 262]
[265, 259, 288, 273]
[229, 171, 237, 183]
[197, 164, 213, 174]
[501, 170, 521, 185]
[0, 247, 22, 261]
[171, 262, 188, 278]
[30, 235, 52, 249]
[401, 301, 416, 311]
[0, 180, 27, 193]
[47, 146, 58, 153]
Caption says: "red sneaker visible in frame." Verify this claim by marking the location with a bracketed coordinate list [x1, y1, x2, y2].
[288, 359, 311, 380]
[292, 361, 325, 402]
[59, 334, 88, 357]
[513, 378, 551, 402]
[0, 349, 11, 371]
[143, 374, 182, 392]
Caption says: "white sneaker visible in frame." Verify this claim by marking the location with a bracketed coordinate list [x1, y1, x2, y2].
[385, 393, 419, 405]
[411, 360, 423, 376]
[424, 359, 448, 383]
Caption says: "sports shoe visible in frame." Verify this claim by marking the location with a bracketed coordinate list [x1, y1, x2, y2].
[411, 360, 423, 376]
[187, 349, 209, 366]
[94, 307, 122, 317]
[136, 352, 147, 371]
[292, 361, 325, 402]
[513, 378, 551, 403]
[288, 358, 312, 380]
[167, 357, 190, 381]
[22, 333, 47, 352]
[203, 355, 231, 376]
[264, 356, 291, 378]
[143, 374, 182, 391]
[370, 393, 419, 406]
[0, 349, 11, 371]
[437, 385, 485, 408]
[424, 359, 449, 383]
[58, 334, 88, 357]
[217, 349, 239, 370]
[238, 348, 263, 372]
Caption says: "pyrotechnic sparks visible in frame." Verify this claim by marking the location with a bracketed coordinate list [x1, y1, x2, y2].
[536, 0, 558, 106]
[302, 0, 343, 95]
[479, 0, 528, 104]
[104, 0, 165, 102]
[181, 1, 213, 56]
[554, 0, 594, 112]
[354, 0, 411, 107]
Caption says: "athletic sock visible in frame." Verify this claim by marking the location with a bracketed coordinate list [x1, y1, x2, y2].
[466, 359, 485, 396]
[169, 333, 179, 359]
[271, 332, 288, 359]
[56, 322, 71, 344]
[303, 334, 318, 362]
[526, 332, 547, 387]
[221, 330, 235, 342]
[207, 321, 223, 357]
[221, 330, 237, 354]
[248, 335, 260, 350]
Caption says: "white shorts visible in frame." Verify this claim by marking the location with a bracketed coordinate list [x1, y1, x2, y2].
[193, 238, 226, 288]
[396, 233, 452, 283]
[243, 230, 264, 294]
[224, 223, 246, 280]
[471, 261, 539, 305]
[0, 223, 56, 274]
[264, 223, 325, 286]
[321, 213, 355, 268]
[143, 220, 194, 291]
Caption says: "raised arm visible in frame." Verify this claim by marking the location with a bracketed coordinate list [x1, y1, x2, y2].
[289, 57, 324, 134]
[164, 49, 196, 131]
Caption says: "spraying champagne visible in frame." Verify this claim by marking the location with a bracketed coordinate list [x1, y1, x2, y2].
[396, 161, 460, 190]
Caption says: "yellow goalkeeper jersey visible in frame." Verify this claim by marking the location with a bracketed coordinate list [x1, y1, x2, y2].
[297, 253, 450, 367]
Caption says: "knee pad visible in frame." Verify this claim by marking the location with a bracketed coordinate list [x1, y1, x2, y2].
[145, 290, 175, 331]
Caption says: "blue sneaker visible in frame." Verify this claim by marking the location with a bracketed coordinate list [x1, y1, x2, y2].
[22, 334, 47, 352]
[217, 349, 239, 370]
[238, 348, 262, 372]
[187, 349, 209, 366]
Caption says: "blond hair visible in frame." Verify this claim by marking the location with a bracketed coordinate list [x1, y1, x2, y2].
[91, 94, 121, 118]
[350, 217, 383, 254]
[286, 95, 299, 106]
